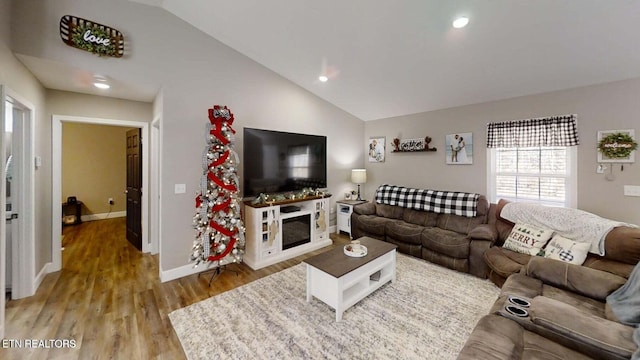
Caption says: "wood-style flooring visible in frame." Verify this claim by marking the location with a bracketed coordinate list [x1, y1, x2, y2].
[3, 217, 350, 359]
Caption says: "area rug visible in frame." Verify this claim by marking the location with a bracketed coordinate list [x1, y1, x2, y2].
[169, 254, 500, 360]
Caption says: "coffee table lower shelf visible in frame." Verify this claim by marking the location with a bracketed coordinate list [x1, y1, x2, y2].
[305, 249, 396, 321]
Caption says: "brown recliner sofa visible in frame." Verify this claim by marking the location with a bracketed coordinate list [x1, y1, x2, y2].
[473, 199, 640, 287]
[350, 186, 491, 278]
[459, 257, 639, 360]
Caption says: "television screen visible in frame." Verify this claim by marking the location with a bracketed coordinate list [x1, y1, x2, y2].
[243, 128, 327, 197]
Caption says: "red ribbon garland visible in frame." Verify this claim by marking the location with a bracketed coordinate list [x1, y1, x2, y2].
[195, 195, 203, 209]
[203, 105, 239, 262]
[211, 199, 232, 212]
[209, 150, 230, 168]
[209, 221, 238, 237]
[207, 237, 237, 262]
[207, 171, 238, 192]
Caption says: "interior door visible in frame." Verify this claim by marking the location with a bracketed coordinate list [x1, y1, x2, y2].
[126, 128, 142, 250]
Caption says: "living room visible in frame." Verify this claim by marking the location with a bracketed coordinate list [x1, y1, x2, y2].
[1, 0, 639, 358]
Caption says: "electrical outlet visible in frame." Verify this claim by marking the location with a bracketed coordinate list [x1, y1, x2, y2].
[108, 198, 114, 205]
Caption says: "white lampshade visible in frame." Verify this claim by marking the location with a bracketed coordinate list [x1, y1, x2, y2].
[351, 169, 367, 184]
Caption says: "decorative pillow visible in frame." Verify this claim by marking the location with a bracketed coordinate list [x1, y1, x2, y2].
[543, 235, 591, 265]
[502, 223, 554, 255]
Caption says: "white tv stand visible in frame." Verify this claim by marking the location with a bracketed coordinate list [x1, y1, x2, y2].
[243, 196, 332, 270]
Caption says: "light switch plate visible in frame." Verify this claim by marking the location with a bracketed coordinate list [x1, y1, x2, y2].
[174, 183, 186, 194]
[623, 185, 640, 197]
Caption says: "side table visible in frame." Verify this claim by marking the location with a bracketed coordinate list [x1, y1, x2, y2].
[336, 200, 367, 238]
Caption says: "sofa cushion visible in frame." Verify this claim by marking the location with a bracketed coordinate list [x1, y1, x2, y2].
[543, 235, 591, 265]
[421, 248, 468, 273]
[436, 213, 486, 235]
[353, 215, 396, 237]
[526, 256, 627, 302]
[583, 257, 634, 279]
[529, 296, 636, 360]
[385, 221, 424, 246]
[421, 227, 470, 258]
[402, 208, 437, 227]
[375, 203, 404, 219]
[502, 223, 553, 256]
[483, 246, 531, 279]
[458, 314, 593, 360]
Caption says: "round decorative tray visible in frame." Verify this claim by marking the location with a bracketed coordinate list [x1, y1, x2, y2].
[344, 244, 368, 257]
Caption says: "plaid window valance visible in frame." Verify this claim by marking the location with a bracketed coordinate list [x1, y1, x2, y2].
[486, 114, 579, 148]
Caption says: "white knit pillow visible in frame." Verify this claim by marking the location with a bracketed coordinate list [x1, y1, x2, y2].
[502, 223, 554, 256]
[543, 235, 591, 265]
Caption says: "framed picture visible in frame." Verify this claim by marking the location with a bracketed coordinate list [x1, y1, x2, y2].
[597, 129, 636, 163]
[369, 136, 385, 162]
[446, 133, 473, 164]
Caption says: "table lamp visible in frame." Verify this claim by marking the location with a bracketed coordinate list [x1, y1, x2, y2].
[351, 169, 367, 201]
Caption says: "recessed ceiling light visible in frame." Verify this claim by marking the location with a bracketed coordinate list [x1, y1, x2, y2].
[93, 82, 110, 89]
[318, 75, 328, 82]
[453, 16, 469, 29]
[93, 75, 110, 89]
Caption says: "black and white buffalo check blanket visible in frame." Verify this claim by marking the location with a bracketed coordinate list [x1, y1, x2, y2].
[375, 184, 480, 218]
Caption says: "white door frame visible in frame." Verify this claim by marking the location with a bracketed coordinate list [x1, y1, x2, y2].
[51, 115, 150, 272]
[1, 85, 36, 338]
[150, 115, 161, 254]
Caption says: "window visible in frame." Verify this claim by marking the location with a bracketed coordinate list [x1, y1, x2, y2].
[487, 115, 578, 208]
[488, 146, 576, 207]
[288, 145, 310, 178]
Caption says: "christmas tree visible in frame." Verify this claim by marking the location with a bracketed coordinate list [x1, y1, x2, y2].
[191, 105, 245, 267]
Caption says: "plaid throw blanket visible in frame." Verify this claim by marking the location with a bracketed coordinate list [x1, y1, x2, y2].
[375, 184, 479, 218]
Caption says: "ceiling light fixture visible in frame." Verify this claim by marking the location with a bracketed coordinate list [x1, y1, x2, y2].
[318, 75, 328, 82]
[93, 76, 110, 89]
[452, 16, 469, 29]
[93, 82, 110, 89]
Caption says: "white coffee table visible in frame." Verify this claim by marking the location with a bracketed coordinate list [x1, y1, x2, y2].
[303, 237, 397, 321]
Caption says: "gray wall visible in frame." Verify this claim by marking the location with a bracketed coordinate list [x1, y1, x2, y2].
[0, 0, 49, 276]
[365, 78, 640, 225]
[11, 0, 365, 275]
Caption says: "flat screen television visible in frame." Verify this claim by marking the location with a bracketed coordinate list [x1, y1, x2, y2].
[243, 128, 327, 197]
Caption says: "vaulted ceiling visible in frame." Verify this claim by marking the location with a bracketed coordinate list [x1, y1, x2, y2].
[19, 0, 640, 121]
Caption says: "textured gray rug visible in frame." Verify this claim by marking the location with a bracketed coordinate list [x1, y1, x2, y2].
[169, 254, 500, 360]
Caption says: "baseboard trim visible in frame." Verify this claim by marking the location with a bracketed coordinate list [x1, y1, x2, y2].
[81, 211, 126, 222]
[33, 261, 52, 295]
[160, 263, 203, 283]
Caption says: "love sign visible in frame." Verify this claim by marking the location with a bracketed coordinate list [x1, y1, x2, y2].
[60, 15, 124, 58]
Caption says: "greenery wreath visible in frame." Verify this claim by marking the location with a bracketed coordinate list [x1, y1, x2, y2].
[71, 25, 117, 57]
[598, 132, 638, 159]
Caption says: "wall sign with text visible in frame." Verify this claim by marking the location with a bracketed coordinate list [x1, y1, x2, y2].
[60, 15, 124, 58]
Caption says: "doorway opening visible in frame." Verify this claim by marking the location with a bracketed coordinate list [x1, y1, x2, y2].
[52, 115, 151, 272]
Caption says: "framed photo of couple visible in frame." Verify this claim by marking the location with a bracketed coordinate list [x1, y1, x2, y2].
[446, 132, 473, 164]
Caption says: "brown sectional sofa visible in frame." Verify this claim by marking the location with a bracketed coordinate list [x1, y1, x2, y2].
[459, 258, 639, 359]
[474, 199, 640, 287]
[350, 191, 490, 277]
[459, 200, 640, 359]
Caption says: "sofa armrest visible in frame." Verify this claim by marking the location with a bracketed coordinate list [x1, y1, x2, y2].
[530, 296, 636, 360]
[526, 256, 627, 301]
[353, 202, 375, 215]
[468, 224, 498, 243]
[469, 237, 494, 278]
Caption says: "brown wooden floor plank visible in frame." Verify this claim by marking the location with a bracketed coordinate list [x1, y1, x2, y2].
[4, 217, 351, 359]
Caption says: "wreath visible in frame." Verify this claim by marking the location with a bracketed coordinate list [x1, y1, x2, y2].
[71, 25, 117, 57]
[598, 132, 638, 159]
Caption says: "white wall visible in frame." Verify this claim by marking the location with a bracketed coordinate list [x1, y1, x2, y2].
[365, 78, 640, 225]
